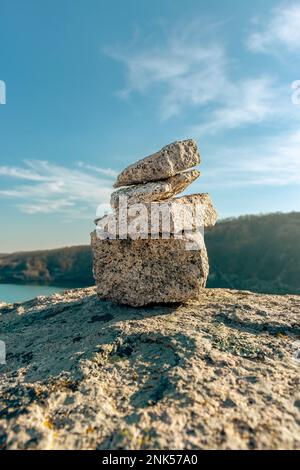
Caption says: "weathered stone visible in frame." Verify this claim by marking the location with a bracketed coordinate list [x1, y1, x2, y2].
[113, 139, 200, 188]
[110, 169, 200, 209]
[91, 230, 208, 306]
[174, 193, 218, 228]
[94, 139, 214, 307]
[1, 287, 299, 449]
[95, 193, 217, 239]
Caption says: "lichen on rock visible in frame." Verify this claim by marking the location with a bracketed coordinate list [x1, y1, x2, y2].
[0, 287, 299, 449]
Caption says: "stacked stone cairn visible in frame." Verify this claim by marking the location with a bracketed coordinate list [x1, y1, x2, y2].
[91, 139, 217, 306]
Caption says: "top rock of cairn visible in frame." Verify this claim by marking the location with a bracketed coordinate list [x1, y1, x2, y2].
[113, 139, 200, 188]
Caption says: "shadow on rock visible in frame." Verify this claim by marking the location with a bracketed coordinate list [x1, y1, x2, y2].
[1, 294, 184, 384]
[98, 331, 196, 449]
[214, 312, 300, 336]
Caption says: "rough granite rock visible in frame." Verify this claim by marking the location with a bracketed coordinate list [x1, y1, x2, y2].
[113, 140, 200, 188]
[0, 287, 299, 450]
[96, 193, 217, 238]
[91, 230, 208, 307]
[174, 193, 218, 228]
[111, 169, 200, 209]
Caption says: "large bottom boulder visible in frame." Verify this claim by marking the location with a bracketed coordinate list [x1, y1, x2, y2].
[91, 231, 209, 307]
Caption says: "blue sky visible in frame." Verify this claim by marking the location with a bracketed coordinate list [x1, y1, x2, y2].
[0, 0, 300, 252]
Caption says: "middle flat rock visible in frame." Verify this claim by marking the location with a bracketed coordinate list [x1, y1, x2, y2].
[96, 193, 217, 239]
[110, 169, 200, 209]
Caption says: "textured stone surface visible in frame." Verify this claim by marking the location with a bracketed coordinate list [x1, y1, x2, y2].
[174, 193, 218, 228]
[91, 230, 208, 306]
[96, 139, 215, 307]
[110, 169, 200, 209]
[0, 287, 299, 450]
[96, 193, 217, 238]
[113, 139, 200, 188]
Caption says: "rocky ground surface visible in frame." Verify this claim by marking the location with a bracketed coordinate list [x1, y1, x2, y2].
[0, 287, 299, 450]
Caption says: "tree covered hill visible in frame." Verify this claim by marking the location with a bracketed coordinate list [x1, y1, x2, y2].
[0, 245, 93, 287]
[0, 212, 299, 295]
[205, 212, 300, 295]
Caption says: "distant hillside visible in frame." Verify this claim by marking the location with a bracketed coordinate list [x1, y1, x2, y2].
[0, 245, 93, 287]
[206, 212, 300, 295]
[0, 212, 299, 295]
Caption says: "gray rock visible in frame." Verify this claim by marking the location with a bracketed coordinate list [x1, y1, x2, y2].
[113, 139, 200, 188]
[174, 193, 218, 228]
[95, 140, 215, 308]
[110, 169, 200, 209]
[91, 230, 208, 306]
[1, 287, 299, 449]
[96, 193, 217, 239]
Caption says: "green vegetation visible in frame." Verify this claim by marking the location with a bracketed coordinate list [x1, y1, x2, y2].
[206, 212, 300, 295]
[0, 212, 299, 294]
[0, 245, 93, 287]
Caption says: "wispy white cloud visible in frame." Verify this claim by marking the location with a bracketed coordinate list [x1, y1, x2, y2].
[105, 22, 231, 120]
[77, 162, 118, 178]
[247, 3, 300, 53]
[203, 129, 300, 187]
[0, 160, 115, 218]
[0, 164, 49, 181]
[18, 200, 75, 215]
[191, 77, 280, 136]
[106, 19, 293, 135]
